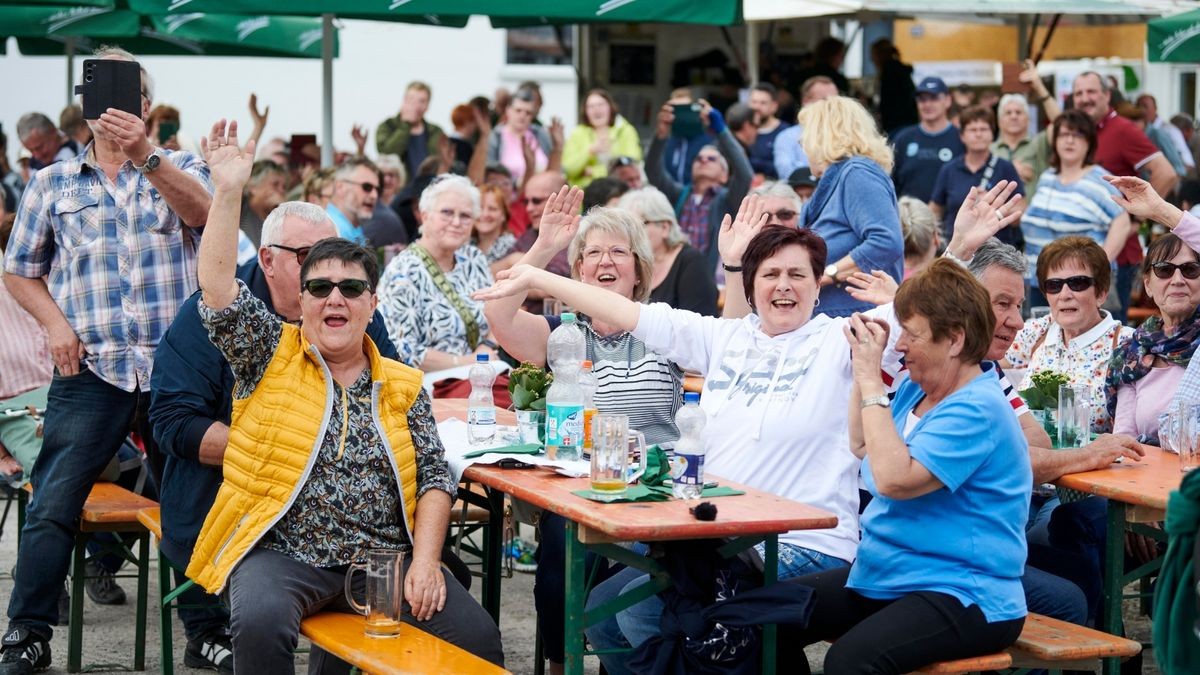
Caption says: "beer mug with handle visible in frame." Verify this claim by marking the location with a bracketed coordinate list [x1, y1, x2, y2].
[590, 414, 646, 499]
[345, 548, 407, 638]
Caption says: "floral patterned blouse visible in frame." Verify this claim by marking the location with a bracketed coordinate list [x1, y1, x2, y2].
[1005, 311, 1133, 433]
[376, 244, 493, 367]
[476, 232, 517, 265]
[199, 281, 455, 567]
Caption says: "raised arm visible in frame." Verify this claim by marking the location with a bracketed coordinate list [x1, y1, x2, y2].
[1106, 174, 1185, 228]
[197, 120, 257, 312]
[646, 104, 685, 203]
[247, 93, 269, 147]
[466, 108, 492, 185]
[475, 266, 641, 334]
[944, 181, 1024, 261]
[718, 195, 769, 319]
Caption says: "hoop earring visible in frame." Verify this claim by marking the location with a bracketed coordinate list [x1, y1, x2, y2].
[814, 298, 820, 307]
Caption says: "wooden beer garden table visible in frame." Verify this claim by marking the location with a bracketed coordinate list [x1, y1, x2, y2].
[1053, 446, 1182, 675]
[433, 399, 838, 675]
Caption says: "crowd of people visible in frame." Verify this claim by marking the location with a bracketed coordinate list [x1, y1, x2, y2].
[0, 36, 1197, 675]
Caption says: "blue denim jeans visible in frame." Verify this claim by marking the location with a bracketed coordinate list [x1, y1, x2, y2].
[584, 543, 849, 675]
[6, 369, 155, 639]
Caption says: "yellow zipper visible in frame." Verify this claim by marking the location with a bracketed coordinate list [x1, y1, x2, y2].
[335, 385, 348, 461]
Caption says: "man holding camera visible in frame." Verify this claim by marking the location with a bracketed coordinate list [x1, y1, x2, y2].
[0, 47, 212, 674]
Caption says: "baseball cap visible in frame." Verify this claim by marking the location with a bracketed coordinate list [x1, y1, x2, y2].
[787, 167, 818, 189]
[916, 76, 949, 97]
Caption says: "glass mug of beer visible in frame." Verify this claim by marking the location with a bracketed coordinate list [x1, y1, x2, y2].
[590, 414, 646, 500]
[344, 548, 407, 638]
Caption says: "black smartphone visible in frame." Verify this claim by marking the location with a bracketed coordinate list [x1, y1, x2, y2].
[671, 103, 703, 139]
[75, 59, 142, 119]
[157, 121, 179, 144]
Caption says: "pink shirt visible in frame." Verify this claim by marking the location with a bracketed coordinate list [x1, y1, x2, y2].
[1115, 365, 1184, 439]
[499, 126, 547, 186]
[0, 274, 52, 399]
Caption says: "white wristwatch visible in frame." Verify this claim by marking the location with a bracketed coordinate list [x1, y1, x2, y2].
[824, 263, 840, 283]
[860, 395, 890, 410]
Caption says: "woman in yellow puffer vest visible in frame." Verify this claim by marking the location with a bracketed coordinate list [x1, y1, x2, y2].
[185, 120, 504, 672]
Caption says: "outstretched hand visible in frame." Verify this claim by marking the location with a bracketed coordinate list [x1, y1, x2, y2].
[200, 119, 257, 193]
[1105, 174, 1177, 225]
[535, 186, 585, 254]
[845, 270, 898, 306]
[948, 180, 1023, 259]
[248, 93, 269, 132]
[472, 264, 544, 302]
[719, 195, 770, 268]
[351, 124, 369, 155]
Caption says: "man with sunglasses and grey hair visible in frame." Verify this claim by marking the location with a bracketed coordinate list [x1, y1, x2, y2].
[326, 157, 380, 246]
[149, 197, 400, 672]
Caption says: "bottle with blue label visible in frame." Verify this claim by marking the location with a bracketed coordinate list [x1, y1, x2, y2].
[467, 354, 497, 444]
[545, 313, 586, 460]
[672, 392, 706, 499]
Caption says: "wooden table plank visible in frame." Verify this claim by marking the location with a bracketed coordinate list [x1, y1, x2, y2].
[1054, 446, 1181, 511]
[299, 613, 510, 675]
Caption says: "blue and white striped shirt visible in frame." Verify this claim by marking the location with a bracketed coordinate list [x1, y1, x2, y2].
[3, 146, 212, 392]
[1020, 166, 1122, 286]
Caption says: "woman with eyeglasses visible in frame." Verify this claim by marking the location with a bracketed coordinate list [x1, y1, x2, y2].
[794, 97, 903, 318]
[376, 175, 495, 372]
[1004, 237, 1133, 433]
[1096, 174, 1200, 442]
[616, 186, 718, 316]
[1020, 110, 1134, 307]
[482, 186, 684, 675]
[187, 122, 504, 672]
[562, 88, 643, 189]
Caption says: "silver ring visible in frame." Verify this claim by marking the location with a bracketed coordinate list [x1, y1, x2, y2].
[995, 209, 1004, 221]
[859, 339, 869, 345]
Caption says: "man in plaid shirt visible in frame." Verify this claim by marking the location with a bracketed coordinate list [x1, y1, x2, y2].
[0, 47, 212, 674]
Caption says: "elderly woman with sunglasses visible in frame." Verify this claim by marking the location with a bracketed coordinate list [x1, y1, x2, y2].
[185, 122, 503, 672]
[376, 175, 496, 372]
[796, 97, 903, 317]
[616, 187, 718, 316]
[1004, 236, 1133, 433]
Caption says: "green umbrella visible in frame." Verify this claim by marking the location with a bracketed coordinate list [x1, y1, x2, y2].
[1149, 8, 1200, 63]
[130, 0, 738, 25]
[127, 0, 468, 27]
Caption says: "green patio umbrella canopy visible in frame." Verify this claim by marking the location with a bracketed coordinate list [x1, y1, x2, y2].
[1149, 8, 1200, 63]
[131, 0, 740, 26]
[0, 5, 339, 58]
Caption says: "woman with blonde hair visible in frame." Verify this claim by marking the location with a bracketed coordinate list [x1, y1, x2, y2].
[795, 96, 903, 317]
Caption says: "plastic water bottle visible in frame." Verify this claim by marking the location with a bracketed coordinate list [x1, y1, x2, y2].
[467, 354, 497, 444]
[672, 392, 707, 499]
[579, 360, 599, 451]
[545, 313, 586, 460]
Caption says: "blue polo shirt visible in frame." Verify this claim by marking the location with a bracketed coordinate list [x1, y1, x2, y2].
[848, 370, 1031, 623]
[930, 153, 1024, 245]
[890, 123, 964, 202]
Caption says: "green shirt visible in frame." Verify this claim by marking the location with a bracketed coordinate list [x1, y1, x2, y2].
[991, 130, 1051, 196]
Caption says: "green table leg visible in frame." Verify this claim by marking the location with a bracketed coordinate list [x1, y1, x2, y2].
[134, 533, 148, 671]
[563, 520, 587, 675]
[1101, 500, 1126, 675]
[762, 535, 778, 675]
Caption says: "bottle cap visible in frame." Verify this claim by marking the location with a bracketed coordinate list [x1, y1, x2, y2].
[561, 312, 577, 323]
[684, 392, 700, 403]
[476, 353, 489, 362]
[582, 360, 593, 369]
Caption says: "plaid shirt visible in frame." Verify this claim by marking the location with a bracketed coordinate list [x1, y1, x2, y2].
[3, 146, 212, 392]
[678, 187, 717, 254]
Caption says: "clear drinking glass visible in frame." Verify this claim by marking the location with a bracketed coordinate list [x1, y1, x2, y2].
[1180, 404, 1200, 473]
[345, 548, 407, 638]
[1056, 384, 1080, 449]
[589, 414, 646, 500]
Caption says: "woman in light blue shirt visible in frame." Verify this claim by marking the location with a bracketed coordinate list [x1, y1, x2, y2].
[779, 259, 1031, 673]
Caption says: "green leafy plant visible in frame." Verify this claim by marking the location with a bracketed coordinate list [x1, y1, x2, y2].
[1019, 370, 1070, 411]
[508, 361, 553, 411]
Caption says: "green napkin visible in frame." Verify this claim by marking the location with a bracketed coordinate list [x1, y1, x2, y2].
[571, 483, 745, 503]
[640, 445, 672, 488]
[462, 443, 542, 459]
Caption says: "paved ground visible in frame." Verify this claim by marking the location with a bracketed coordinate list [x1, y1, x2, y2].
[0, 500, 1158, 674]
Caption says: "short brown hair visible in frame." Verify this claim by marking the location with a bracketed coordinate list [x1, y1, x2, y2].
[450, 104, 474, 130]
[580, 88, 618, 128]
[406, 81, 431, 96]
[147, 104, 180, 129]
[474, 184, 510, 237]
[1049, 110, 1097, 170]
[958, 105, 995, 133]
[895, 258, 995, 364]
[1036, 236, 1111, 292]
[741, 226, 827, 312]
[1144, 233, 1200, 275]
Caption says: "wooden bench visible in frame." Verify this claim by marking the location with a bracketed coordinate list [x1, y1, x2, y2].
[20, 481, 157, 672]
[138, 507, 199, 675]
[1126, 305, 1158, 324]
[909, 612, 1141, 674]
[299, 611, 510, 675]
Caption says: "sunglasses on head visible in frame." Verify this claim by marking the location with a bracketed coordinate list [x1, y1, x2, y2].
[302, 278, 371, 299]
[1042, 275, 1094, 294]
[1151, 261, 1200, 280]
[269, 244, 312, 265]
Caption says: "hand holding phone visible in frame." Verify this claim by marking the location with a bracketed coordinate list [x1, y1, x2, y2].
[671, 103, 703, 139]
[75, 59, 142, 120]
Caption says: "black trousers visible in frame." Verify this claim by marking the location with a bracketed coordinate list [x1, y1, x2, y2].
[777, 566, 1024, 675]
